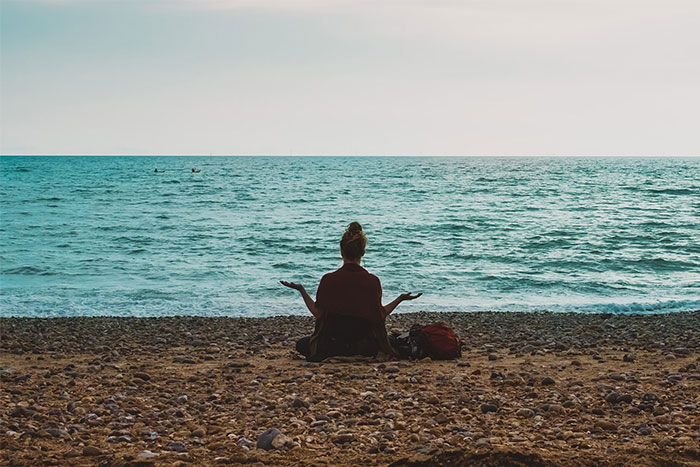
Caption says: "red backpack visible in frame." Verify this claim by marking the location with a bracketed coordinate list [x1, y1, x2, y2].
[410, 322, 463, 360]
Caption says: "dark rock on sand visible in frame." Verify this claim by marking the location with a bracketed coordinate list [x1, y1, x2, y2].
[257, 428, 281, 450]
[606, 392, 633, 404]
[516, 408, 535, 418]
[82, 446, 102, 456]
[165, 441, 187, 452]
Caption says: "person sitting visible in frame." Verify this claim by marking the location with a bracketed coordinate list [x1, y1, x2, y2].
[280, 222, 421, 361]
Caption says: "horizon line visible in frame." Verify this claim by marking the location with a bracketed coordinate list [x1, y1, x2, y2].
[2, 154, 699, 158]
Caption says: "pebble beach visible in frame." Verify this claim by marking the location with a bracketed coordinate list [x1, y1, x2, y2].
[1, 311, 699, 466]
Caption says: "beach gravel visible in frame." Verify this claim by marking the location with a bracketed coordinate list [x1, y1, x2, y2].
[1, 311, 699, 466]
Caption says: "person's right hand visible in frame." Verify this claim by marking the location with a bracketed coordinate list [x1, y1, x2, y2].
[280, 280, 305, 291]
[399, 292, 422, 301]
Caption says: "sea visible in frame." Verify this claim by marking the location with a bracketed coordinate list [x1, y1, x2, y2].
[1, 156, 699, 318]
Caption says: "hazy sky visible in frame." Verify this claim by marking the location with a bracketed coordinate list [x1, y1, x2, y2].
[1, 0, 699, 155]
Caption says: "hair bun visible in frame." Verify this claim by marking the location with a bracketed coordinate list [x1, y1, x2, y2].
[346, 221, 363, 234]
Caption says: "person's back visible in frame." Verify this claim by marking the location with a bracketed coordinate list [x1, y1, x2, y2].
[316, 263, 383, 324]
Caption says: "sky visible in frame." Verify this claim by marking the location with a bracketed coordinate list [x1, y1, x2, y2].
[1, 0, 699, 156]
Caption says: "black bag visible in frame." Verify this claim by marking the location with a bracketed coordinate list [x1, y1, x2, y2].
[389, 330, 421, 359]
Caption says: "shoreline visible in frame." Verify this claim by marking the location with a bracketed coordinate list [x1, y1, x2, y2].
[1, 311, 699, 466]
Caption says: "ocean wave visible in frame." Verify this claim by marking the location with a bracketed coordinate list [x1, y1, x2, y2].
[568, 299, 700, 314]
[646, 187, 695, 195]
[2, 266, 53, 276]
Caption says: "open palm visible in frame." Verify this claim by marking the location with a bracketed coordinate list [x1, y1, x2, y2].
[280, 280, 304, 291]
[400, 292, 422, 301]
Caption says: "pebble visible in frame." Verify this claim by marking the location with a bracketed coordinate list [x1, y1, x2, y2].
[136, 450, 159, 460]
[165, 441, 187, 452]
[605, 392, 633, 404]
[271, 433, 294, 449]
[292, 397, 309, 408]
[334, 433, 355, 444]
[481, 404, 498, 414]
[82, 446, 102, 456]
[516, 408, 535, 418]
[256, 428, 281, 450]
[594, 421, 618, 432]
[541, 377, 556, 386]
[133, 372, 151, 381]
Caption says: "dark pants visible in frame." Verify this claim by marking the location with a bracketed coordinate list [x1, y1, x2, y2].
[295, 334, 378, 360]
[296, 336, 311, 358]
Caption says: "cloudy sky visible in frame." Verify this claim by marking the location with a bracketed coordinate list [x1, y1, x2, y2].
[1, 0, 699, 155]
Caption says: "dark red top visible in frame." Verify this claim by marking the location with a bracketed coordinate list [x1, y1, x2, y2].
[315, 263, 386, 324]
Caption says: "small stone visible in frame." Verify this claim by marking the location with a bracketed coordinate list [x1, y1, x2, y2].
[82, 446, 102, 456]
[136, 450, 159, 460]
[191, 427, 206, 438]
[292, 397, 309, 408]
[637, 425, 652, 436]
[46, 427, 69, 438]
[541, 377, 556, 386]
[516, 408, 535, 418]
[487, 354, 498, 361]
[618, 394, 633, 403]
[656, 414, 672, 424]
[333, 433, 354, 444]
[165, 441, 187, 452]
[547, 404, 565, 415]
[133, 372, 151, 381]
[271, 433, 293, 449]
[256, 428, 280, 450]
[594, 420, 618, 432]
[481, 404, 498, 414]
[623, 353, 636, 362]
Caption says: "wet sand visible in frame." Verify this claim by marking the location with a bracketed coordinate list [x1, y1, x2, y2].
[1, 311, 699, 466]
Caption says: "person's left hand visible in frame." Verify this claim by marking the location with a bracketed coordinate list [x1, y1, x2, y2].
[280, 280, 305, 291]
[399, 292, 422, 301]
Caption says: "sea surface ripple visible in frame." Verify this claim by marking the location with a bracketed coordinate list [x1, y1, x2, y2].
[1, 156, 699, 317]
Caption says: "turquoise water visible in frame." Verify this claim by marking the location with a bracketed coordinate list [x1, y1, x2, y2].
[1, 156, 699, 317]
